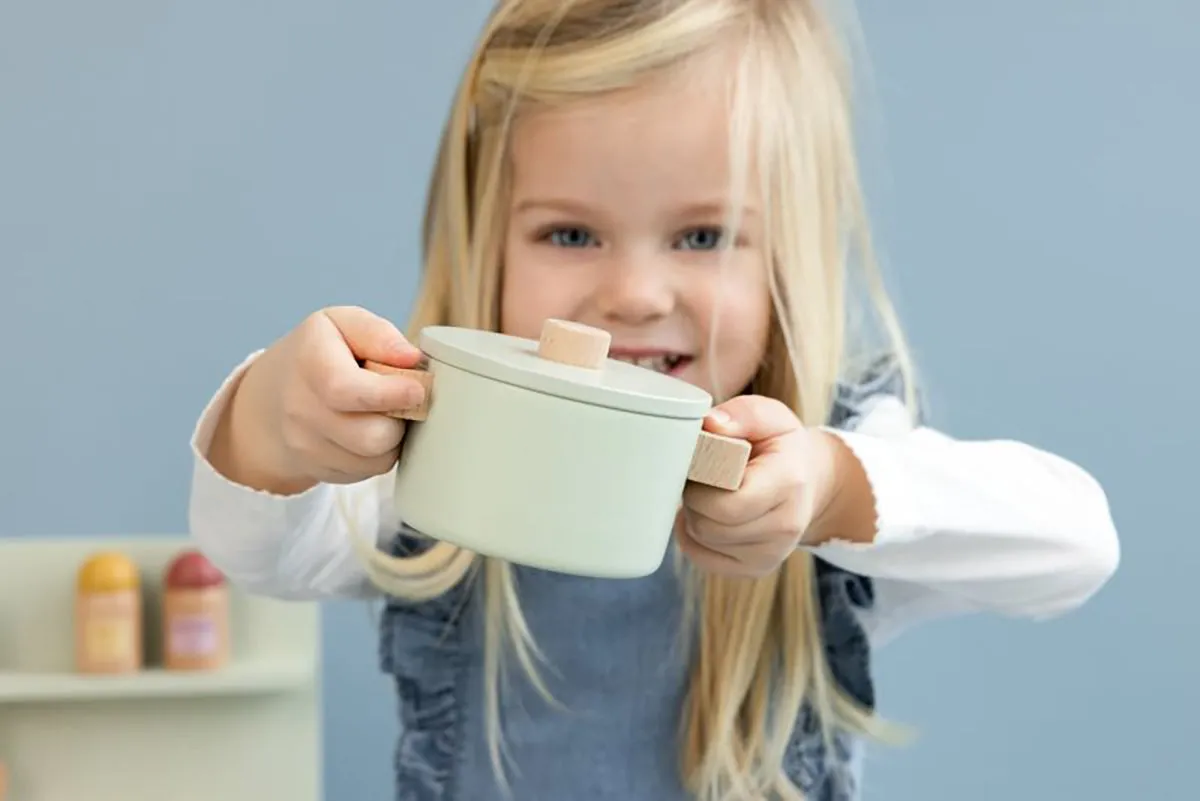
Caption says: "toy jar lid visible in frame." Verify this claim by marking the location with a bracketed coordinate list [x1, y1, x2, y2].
[78, 552, 140, 592]
[419, 320, 713, 419]
[165, 549, 226, 589]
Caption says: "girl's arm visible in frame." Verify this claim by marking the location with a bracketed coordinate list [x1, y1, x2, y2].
[807, 392, 1120, 646]
[188, 353, 391, 600]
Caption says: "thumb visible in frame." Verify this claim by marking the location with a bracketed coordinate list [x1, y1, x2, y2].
[321, 305, 422, 367]
[704, 394, 801, 445]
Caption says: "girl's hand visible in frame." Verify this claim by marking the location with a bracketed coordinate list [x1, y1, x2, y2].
[207, 306, 427, 495]
[675, 395, 843, 577]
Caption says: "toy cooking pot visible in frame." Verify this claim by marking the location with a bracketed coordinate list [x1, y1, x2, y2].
[364, 318, 750, 579]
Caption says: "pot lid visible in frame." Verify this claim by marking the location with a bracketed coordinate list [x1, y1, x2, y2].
[418, 320, 713, 419]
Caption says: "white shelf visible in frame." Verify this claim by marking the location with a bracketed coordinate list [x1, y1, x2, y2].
[0, 535, 322, 801]
[0, 659, 313, 704]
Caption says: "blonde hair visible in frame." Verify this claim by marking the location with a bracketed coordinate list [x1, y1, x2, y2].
[351, 1, 917, 798]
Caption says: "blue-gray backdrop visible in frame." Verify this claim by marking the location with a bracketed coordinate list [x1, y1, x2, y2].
[3, 2, 1194, 799]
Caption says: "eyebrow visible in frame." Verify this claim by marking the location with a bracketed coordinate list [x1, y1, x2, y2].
[678, 201, 760, 220]
[511, 198, 594, 217]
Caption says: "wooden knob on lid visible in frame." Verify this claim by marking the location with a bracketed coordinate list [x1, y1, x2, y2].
[537, 319, 612, 369]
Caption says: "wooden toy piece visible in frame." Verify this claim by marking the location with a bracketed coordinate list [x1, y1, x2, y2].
[688, 430, 751, 491]
[362, 362, 433, 421]
[537, 318, 612, 369]
[162, 549, 230, 671]
[75, 551, 143, 674]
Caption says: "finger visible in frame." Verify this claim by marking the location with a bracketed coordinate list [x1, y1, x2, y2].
[684, 447, 796, 525]
[302, 308, 427, 412]
[361, 361, 432, 420]
[312, 359, 428, 414]
[321, 408, 406, 460]
[673, 513, 770, 578]
[704, 394, 802, 447]
[321, 305, 423, 367]
[673, 512, 743, 570]
[682, 502, 790, 549]
[282, 422, 394, 484]
[310, 429, 399, 481]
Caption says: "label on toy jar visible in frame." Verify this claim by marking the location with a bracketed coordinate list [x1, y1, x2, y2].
[79, 591, 139, 668]
[167, 614, 218, 656]
[86, 617, 135, 662]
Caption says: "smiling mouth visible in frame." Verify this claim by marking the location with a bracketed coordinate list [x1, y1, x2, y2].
[609, 353, 693, 374]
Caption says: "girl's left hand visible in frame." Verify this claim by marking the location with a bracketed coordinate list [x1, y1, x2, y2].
[675, 394, 841, 577]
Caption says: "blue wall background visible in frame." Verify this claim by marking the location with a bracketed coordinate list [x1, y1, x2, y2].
[2, 2, 1194, 799]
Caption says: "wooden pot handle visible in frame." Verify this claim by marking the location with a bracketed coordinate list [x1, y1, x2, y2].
[687, 430, 750, 491]
[362, 319, 750, 491]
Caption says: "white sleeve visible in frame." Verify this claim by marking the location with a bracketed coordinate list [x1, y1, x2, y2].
[187, 352, 395, 600]
[812, 394, 1120, 648]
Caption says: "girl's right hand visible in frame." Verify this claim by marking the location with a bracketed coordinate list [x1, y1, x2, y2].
[207, 306, 427, 494]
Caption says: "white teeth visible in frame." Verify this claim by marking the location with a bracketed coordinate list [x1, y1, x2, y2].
[614, 355, 676, 373]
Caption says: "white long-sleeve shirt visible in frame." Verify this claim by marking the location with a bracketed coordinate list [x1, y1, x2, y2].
[188, 352, 1120, 648]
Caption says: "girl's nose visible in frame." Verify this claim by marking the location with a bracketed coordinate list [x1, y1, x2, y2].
[595, 258, 676, 325]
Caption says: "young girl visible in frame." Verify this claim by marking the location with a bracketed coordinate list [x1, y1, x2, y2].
[189, 1, 1119, 799]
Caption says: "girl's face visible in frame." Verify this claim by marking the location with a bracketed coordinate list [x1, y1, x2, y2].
[499, 51, 772, 403]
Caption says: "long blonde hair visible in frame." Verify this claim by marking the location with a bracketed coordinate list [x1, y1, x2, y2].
[351, 1, 916, 799]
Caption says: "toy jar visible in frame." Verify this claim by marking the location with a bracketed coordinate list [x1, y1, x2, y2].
[75, 551, 143, 673]
[162, 549, 229, 671]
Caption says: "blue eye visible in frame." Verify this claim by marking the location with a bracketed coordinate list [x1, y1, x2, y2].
[546, 227, 596, 248]
[676, 227, 724, 251]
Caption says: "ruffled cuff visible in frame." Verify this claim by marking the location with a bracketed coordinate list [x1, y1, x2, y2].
[188, 351, 338, 581]
[816, 426, 925, 549]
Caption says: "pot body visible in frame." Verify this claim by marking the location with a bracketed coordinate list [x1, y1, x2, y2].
[393, 358, 703, 578]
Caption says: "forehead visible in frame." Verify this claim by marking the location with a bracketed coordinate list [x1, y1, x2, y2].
[507, 45, 747, 205]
